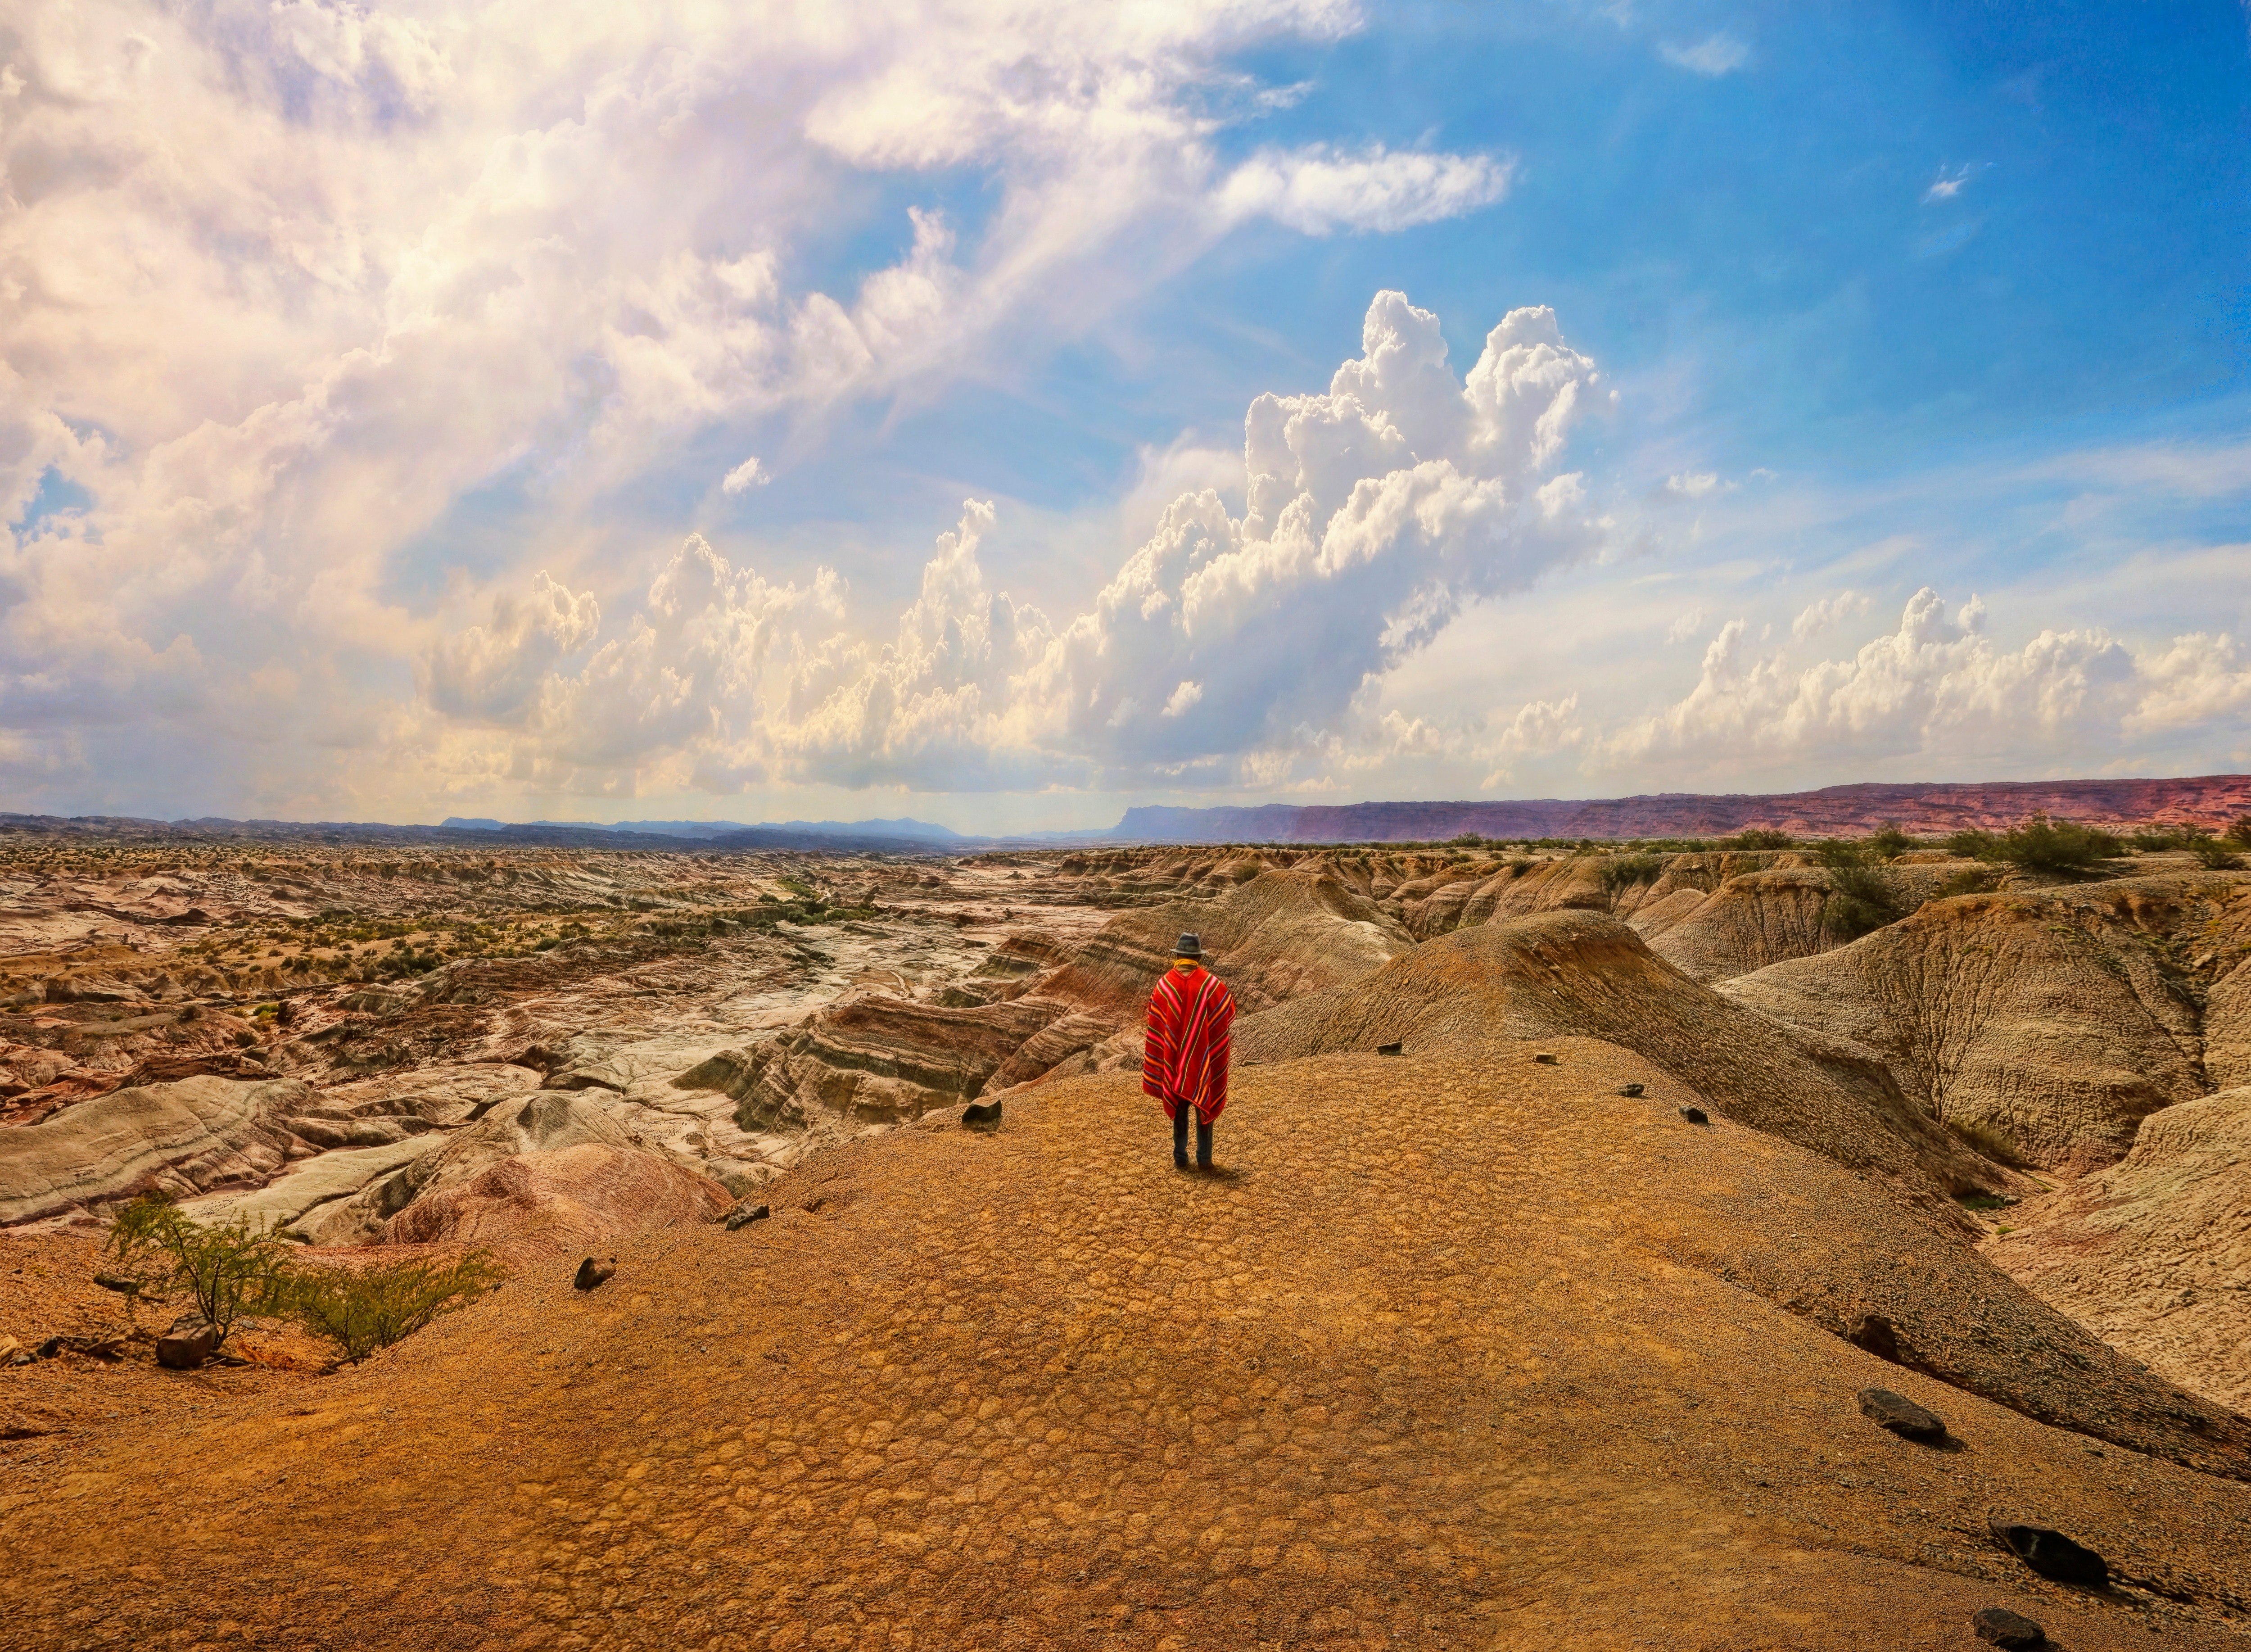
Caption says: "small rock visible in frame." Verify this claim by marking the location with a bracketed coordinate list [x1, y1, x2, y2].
[1618, 1082, 1644, 1097]
[573, 1256, 617, 1292]
[1856, 1386, 1946, 1441]
[1971, 1607, 2047, 1649]
[156, 1318, 218, 1371]
[1533, 1052, 1558, 1065]
[1375, 1041, 1403, 1056]
[33, 1335, 61, 1360]
[724, 1203, 771, 1232]
[91, 1273, 140, 1296]
[1677, 1105, 1708, 1124]
[1848, 1311, 1902, 1362]
[1988, 1521, 2109, 1588]
[961, 1100, 1003, 1130]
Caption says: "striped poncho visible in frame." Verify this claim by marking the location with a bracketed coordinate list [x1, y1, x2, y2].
[1141, 964, 1236, 1124]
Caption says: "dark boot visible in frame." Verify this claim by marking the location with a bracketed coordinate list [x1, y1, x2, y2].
[1196, 1115, 1214, 1171]
[1173, 1104, 1190, 1169]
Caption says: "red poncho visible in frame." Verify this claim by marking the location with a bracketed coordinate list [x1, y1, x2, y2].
[1142, 964, 1236, 1124]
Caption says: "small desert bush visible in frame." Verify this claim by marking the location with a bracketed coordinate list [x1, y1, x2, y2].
[1949, 815, 2121, 874]
[107, 1195, 295, 1348]
[1730, 828, 1794, 851]
[1865, 822, 1914, 858]
[1932, 866, 1999, 899]
[1812, 841, 1902, 939]
[2227, 815, 2251, 846]
[1596, 854, 1666, 909]
[286, 1253, 506, 1365]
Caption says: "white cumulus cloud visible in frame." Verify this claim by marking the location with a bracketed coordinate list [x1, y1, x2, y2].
[722, 457, 770, 495]
[1791, 589, 1871, 641]
[422, 291, 1610, 795]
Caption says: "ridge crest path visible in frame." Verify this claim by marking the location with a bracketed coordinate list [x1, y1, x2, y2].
[5, 1041, 2249, 1650]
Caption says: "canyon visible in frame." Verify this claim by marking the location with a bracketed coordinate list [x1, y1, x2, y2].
[2, 814, 2250, 1647]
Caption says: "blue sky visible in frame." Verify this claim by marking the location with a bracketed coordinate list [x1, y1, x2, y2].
[4, 0, 2248, 828]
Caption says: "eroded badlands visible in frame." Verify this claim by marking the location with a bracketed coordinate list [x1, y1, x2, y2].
[3, 828, 2250, 1648]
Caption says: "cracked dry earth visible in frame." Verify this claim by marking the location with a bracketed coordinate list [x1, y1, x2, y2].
[7, 1044, 2251, 1651]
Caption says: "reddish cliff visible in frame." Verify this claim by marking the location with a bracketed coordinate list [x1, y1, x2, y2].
[1114, 773, 2251, 843]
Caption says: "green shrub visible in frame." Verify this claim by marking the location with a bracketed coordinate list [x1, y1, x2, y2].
[106, 1195, 295, 1349]
[1932, 867, 1999, 899]
[1866, 822, 1914, 858]
[1596, 854, 1666, 910]
[1951, 815, 2121, 874]
[286, 1253, 506, 1365]
[2227, 815, 2251, 846]
[2187, 833, 2242, 871]
[1811, 843, 1902, 939]
[1730, 828, 1793, 851]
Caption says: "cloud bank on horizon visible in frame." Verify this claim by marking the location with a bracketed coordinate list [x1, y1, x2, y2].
[4, 1, 2248, 827]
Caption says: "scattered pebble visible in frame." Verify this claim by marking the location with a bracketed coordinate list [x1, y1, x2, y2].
[1533, 1052, 1558, 1065]
[1376, 1041, 1403, 1056]
[960, 1100, 1003, 1131]
[1988, 1520, 2109, 1588]
[723, 1203, 770, 1232]
[1677, 1105, 1708, 1124]
[1971, 1606, 2046, 1649]
[1618, 1082, 1644, 1097]
[1855, 1386, 1946, 1442]
[156, 1317, 217, 1371]
[572, 1257, 616, 1292]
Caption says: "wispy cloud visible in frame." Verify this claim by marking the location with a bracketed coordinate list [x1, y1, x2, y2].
[1659, 33, 1749, 77]
[1924, 163, 1981, 203]
[722, 457, 770, 496]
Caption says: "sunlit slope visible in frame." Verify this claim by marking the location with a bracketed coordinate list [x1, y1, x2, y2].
[3, 1050, 2247, 1651]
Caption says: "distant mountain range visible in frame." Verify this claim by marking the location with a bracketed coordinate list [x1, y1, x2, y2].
[4, 773, 2243, 853]
[441, 815, 976, 843]
[1115, 775, 2251, 843]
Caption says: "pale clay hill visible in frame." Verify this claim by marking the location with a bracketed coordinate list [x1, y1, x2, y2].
[3, 830, 2251, 1646]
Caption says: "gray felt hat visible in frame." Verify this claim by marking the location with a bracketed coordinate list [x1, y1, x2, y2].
[1173, 932, 1202, 957]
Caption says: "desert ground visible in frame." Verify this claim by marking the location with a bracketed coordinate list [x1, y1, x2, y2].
[3, 826, 2249, 1648]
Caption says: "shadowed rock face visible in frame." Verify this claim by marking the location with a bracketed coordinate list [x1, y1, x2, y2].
[1990, 1087, 2251, 1412]
[1235, 910, 2012, 1227]
[1722, 876, 2251, 1173]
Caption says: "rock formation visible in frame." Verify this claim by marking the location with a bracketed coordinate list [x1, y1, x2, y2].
[1723, 875, 2248, 1172]
[1990, 1087, 2251, 1411]
[1235, 910, 2013, 1224]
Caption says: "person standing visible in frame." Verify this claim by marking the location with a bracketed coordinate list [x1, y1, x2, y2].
[1142, 932, 1236, 1172]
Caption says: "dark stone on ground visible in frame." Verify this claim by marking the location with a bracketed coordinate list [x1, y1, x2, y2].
[1678, 1105, 1708, 1124]
[1376, 1041, 1402, 1056]
[1988, 1521, 2109, 1588]
[724, 1203, 771, 1232]
[1533, 1052, 1558, 1065]
[962, 1100, 1003, 1130]
[1857, 1386, 1946, 1441]
[1619, 1082, 1644, 1097]
[1971, 1606, 2047, 1648]
[573, 1256, 617, 1292]
[156, 1318, 218, 1371]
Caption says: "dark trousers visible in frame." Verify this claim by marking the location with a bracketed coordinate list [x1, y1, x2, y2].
[1173, 1104, 1213, 1169]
